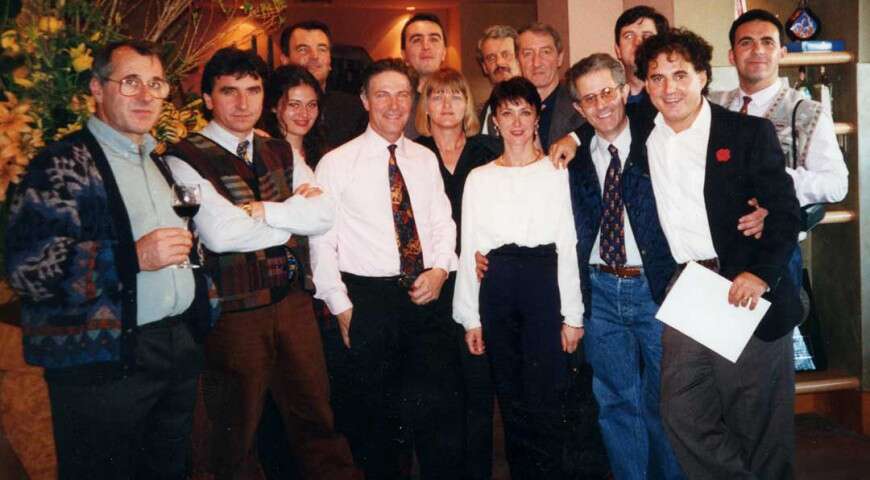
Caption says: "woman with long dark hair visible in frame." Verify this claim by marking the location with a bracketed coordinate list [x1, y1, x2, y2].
[264, 64, 327, 168]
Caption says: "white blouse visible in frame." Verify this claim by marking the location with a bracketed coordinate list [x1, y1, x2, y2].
[452, 158, 583, 331]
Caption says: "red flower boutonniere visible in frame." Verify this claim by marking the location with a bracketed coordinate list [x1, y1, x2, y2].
[715, 148, 731, 163]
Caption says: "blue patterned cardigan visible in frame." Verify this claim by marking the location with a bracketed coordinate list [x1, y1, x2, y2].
[5, 128, 218, 382]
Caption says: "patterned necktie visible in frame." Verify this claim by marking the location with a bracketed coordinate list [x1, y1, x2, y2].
[388, 144, 424, 280]
[739, 95, 752, 115]
[236, 139, 250, 162]
[600, 144, 626, 267]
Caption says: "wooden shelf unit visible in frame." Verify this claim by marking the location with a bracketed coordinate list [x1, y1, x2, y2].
[820, 209, 857, 224]
[781, 51, 855, 66]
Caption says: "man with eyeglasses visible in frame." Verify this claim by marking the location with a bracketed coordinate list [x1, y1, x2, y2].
[476, 24, 521, 135]
[5, 40, 218, 478]
[565, 53, 685, 480]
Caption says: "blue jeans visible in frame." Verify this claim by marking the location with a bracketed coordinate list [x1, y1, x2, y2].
[585, 268, 685, 480]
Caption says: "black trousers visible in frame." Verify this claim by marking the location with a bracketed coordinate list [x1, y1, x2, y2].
[481, 244, 608, 480]
[660, 326, 795, 479]
[442, 278, 495, 480]
[321, 272, 464, 480]
[47, 316, 203, 480]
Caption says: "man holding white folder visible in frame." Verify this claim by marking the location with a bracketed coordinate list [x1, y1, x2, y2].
[636, 29, 801, 479]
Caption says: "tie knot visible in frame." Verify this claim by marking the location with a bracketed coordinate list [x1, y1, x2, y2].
[388, 144, 398, 156]
[236, 140, 250, 160]
[740, 95, 752, 114]
[607, 144, 619, 159]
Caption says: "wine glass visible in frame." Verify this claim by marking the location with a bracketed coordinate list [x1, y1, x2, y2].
[171, 184, 201, 269]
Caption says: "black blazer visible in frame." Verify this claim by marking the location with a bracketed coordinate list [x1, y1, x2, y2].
[700, 102, 802, 341]
[545, 83, 585, 149]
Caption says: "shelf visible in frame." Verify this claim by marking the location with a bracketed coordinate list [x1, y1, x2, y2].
[834, 122, 855, 135]
[820, 209, 856, 225]
[795, 369, 859, 394]
[781, 51, 854, 66]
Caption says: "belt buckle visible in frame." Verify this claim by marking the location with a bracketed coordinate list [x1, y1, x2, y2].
[397, 273, 417, 290]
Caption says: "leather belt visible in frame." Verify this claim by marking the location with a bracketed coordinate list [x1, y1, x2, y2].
[593, 264, 643, 278]
[678, 257, 720, 273]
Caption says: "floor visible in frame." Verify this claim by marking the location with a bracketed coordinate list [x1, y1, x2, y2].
[2, 414, 869, 479]
[486, 413, 870, 480]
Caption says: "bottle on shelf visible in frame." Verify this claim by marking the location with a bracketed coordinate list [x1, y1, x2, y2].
[794, 66, 813, 100]
[813, 65, 833, 116]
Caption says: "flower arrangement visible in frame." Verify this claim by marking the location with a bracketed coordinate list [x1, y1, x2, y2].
[0, 0, 286, 303]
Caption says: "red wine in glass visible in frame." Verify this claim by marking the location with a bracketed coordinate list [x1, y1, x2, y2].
[172, 204, 201, 219]
[171, 184, 202, 269]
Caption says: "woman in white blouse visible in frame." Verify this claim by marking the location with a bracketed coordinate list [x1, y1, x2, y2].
[452, 76, 584, 478]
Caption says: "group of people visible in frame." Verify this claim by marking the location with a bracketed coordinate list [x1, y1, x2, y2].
[4, 4, 848, 480]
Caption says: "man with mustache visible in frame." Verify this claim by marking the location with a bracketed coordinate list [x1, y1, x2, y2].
[516, 22, 584, 150]
[166, 47, 359, 479]
[476, 24, 521, 135]
[636, 28, 801, 478]
[280, 20, 368, 154]
[5, 40, 218, 478]
[401, 12, 447, 139]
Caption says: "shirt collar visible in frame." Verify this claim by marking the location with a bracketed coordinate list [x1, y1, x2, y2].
[87, 116, 156, 161]
[738, 77, 783, 110]
[201, 121, 255, 159]
[653, 98, 711, 138]
[362, 125, 408, 158]
[592, 121, 632, 159]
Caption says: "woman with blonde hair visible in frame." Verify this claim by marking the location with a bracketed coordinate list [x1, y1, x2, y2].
[415, 67, 501, 479]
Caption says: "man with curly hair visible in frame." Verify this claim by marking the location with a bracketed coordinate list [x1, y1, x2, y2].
[635, 28, 801, 478]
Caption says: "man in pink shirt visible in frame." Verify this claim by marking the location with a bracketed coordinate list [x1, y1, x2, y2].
[310, 58, 463, 480]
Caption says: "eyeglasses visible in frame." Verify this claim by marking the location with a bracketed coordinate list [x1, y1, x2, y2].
[577, 85, 623, 109]
[102, 75, 171, 99]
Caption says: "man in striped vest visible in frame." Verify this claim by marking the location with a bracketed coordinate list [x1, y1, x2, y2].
[165, 47, 359, 480]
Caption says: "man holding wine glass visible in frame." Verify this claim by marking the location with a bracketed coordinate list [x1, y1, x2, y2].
[165, 47, 359, 479]
[5, 40, 219, 479]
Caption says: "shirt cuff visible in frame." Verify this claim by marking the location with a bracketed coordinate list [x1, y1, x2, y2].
[432, 253, 458, 273]
[569, 131, 581, 146]
[325, 291, 353, 316]
[562, 314, 584, 328]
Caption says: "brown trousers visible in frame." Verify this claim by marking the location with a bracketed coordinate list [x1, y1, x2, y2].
[193, 289, 358, 480]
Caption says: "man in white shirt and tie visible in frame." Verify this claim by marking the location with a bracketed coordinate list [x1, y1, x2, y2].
[166, 47, 358, 479]
[311, 58, 463, 480]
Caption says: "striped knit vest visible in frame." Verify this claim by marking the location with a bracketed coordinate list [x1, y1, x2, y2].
[167, 133, 298, 312]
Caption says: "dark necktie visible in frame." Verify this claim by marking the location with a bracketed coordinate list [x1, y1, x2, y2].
[236, 139, 250, 162]
[388, 144, 424, 280]
[739, 95, 752, 115]
[600, 144, 626, 267]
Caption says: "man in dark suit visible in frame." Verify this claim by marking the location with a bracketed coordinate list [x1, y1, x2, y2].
[280, 20, 367, 153]
[516, 22, 584, 150]
[565, 53, 684, 480]
[636, 28, 801, 478]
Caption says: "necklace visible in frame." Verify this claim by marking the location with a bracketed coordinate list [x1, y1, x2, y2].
[495, 149, 544, 167]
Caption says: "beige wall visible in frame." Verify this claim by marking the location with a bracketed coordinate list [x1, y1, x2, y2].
[672, 0, 733, 66]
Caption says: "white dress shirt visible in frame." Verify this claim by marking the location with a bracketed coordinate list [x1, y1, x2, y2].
[167, 121, 334, 253]
[310, 127, 458, 315]
[452, 158, 583, 330]
[728, 79, 847, 206]
[589, 125, 643, 267]
[647, 100, 718, 264]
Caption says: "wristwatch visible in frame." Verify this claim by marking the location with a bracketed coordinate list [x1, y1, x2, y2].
[241, 203, 253, 217]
